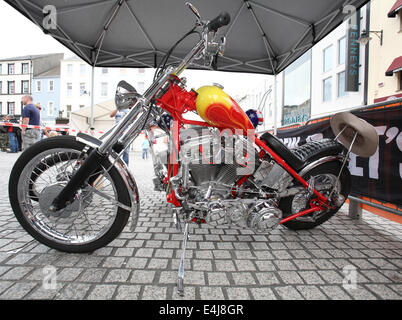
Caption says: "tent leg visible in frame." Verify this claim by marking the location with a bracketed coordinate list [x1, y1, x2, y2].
[273, 74, 278, 135]
[90, 66, 95, 128]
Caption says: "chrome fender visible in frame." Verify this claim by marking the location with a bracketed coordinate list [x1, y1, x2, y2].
[298, 155, 345, 178]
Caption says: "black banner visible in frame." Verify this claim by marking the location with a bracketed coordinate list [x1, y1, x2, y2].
[275, 104, 402, 206]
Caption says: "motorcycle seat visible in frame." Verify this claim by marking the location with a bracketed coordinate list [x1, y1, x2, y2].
[260, 132, 344, 171]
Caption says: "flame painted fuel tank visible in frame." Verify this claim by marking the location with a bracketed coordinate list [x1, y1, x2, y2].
[195, 85, 254, 132]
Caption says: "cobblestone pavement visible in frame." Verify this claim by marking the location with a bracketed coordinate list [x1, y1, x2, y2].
[0, 150, 401, 300]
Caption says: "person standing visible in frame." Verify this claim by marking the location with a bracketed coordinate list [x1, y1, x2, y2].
[110, 108, 129, 165]
[35, 103, 49, 140]
[3, 115, 19, 153]
[21, 95, 40, 150]
[142, 136, 150, 160]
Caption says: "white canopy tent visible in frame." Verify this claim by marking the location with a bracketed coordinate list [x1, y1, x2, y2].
[70, 100, 115, 137]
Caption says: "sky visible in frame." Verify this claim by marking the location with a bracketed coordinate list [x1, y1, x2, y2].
[0, 1, 271, 102]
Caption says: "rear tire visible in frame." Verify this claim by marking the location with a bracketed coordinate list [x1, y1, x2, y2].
[9, 136, 132, 253]
[279, 161, 350, 231]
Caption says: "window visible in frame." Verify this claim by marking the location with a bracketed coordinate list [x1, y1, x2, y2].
[0, 64, 2, 74]
[8, 81, 15, 94]
[67, 83, 72, 96]
[66, 105, 72, 118]
[48, 80, 54, 92]
[79, 104, 85, 108]
[80, 83, 86, 96]
[80, 64, 86, 74]
[36, 80, 42, 92]
[102, 68, 108, 74]
[8, 102, 15, 115]
[0, 81, 2, 94]
[338, 37, 346, 65]
[8, 63, 15, 75]
[21, 80, 29, 94]
[0, 102, 2, 113]
[67, 64, 73, 74]
[47, 101, 54, 116]
[337, 71, 347, 97]
[399, 72, 402, 91]
[323, 77, 333, 102]
[101, 82, 108, 96]
[323, 45, 334, 73]
[22, 63, 29, 74]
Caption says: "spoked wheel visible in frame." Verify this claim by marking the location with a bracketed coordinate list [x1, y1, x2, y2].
[9, 136, 133, 253]
[279, 161, 351, 231]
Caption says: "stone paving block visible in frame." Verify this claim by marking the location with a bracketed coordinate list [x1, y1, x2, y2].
[226, 287, 250, 300]
[296, 285, 327, 300]
[79, 268, 107, 283]
[0, 282, 38, 299]
[105, 269, 131, 283]
[130, 270, 156, 284]
[214, 260, 236, 272]
[320, 286, 352, 300]
[365, 284, 401, 299]
[250, 287, 277, 300]
[255, 272, 280, 285]
[274, 286, 303, 300]
[207, 272, 230, 286]
[200, 287, 225, 300]
[142, 285, 167, 300]
[231, 272, 256, 285]
[298, 271, 325, 284]
[87, 284, 117, 300]
[115, 285, 141, 299]
[277, 271, 304, 285]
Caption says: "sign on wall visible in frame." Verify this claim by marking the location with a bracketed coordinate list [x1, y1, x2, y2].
[345, 10, 360, 92]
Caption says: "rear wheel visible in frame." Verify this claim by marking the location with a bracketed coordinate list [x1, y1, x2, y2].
[279, 161, 350, 231]
[9, 136, 132, 253]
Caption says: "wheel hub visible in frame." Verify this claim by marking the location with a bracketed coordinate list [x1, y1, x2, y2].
[39, 184, 80, 218]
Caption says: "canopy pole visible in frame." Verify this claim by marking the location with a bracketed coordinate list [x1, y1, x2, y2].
[273, 74, 278, 135]
[90, 66, 95, 128]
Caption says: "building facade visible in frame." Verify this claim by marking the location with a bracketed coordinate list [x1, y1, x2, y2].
[367, 0, 402, 104]
[0, 54, 63, 118]
[60, 55, 153, 118]
[32, 66, 61, 125]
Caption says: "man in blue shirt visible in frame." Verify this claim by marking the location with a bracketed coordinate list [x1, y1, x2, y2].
[21, 95, 40, 150]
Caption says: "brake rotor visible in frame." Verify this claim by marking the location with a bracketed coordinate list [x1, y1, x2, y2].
[39, 184, 80, 219]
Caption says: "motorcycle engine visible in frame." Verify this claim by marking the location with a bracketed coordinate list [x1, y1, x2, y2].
[174, 127, 283, 233]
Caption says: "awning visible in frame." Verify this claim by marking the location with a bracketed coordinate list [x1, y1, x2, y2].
[4, 0, 368, 75]
[388, 0, 402, 18]
[386, 56, 402, 76]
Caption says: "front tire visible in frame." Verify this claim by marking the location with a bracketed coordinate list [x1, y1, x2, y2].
[279, 161, 351, 231]
[9, 136, 132, 253]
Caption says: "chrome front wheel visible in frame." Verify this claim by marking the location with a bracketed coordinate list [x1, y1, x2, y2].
[9, 136, 133, 253]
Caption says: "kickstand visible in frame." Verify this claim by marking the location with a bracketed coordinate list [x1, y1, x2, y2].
[177, 222, 189, 297]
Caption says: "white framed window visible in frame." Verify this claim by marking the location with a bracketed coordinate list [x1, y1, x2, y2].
[36, 80, 42, 92]
[48, 80, 54, 92]
[101, 82, 108, 96]
[0, 81, 2, 94]
[80, 64, 86, 74]
[67, 64, 73, 74]
[338, 37, 346, 65]
[67, 82, 72, 96]
[337, 71, 347, 97]
[80, 82, 86, 96]
[8, 102, 15, 115]
[323, 45, 334, 73]
[21, 80, 29, 94]
[22, 63, 29, 74]
[8, 63, 15, 75]
[8, 81, 15, 94]
[47, 101, 54, 116]
[0, 64, 2, 75]
[323, 77, 333, 102]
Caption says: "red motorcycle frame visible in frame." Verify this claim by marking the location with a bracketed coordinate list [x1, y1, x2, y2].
[154, 75, 335, 224]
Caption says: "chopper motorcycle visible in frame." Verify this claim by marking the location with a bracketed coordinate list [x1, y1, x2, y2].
[8, 3, 378, 295]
